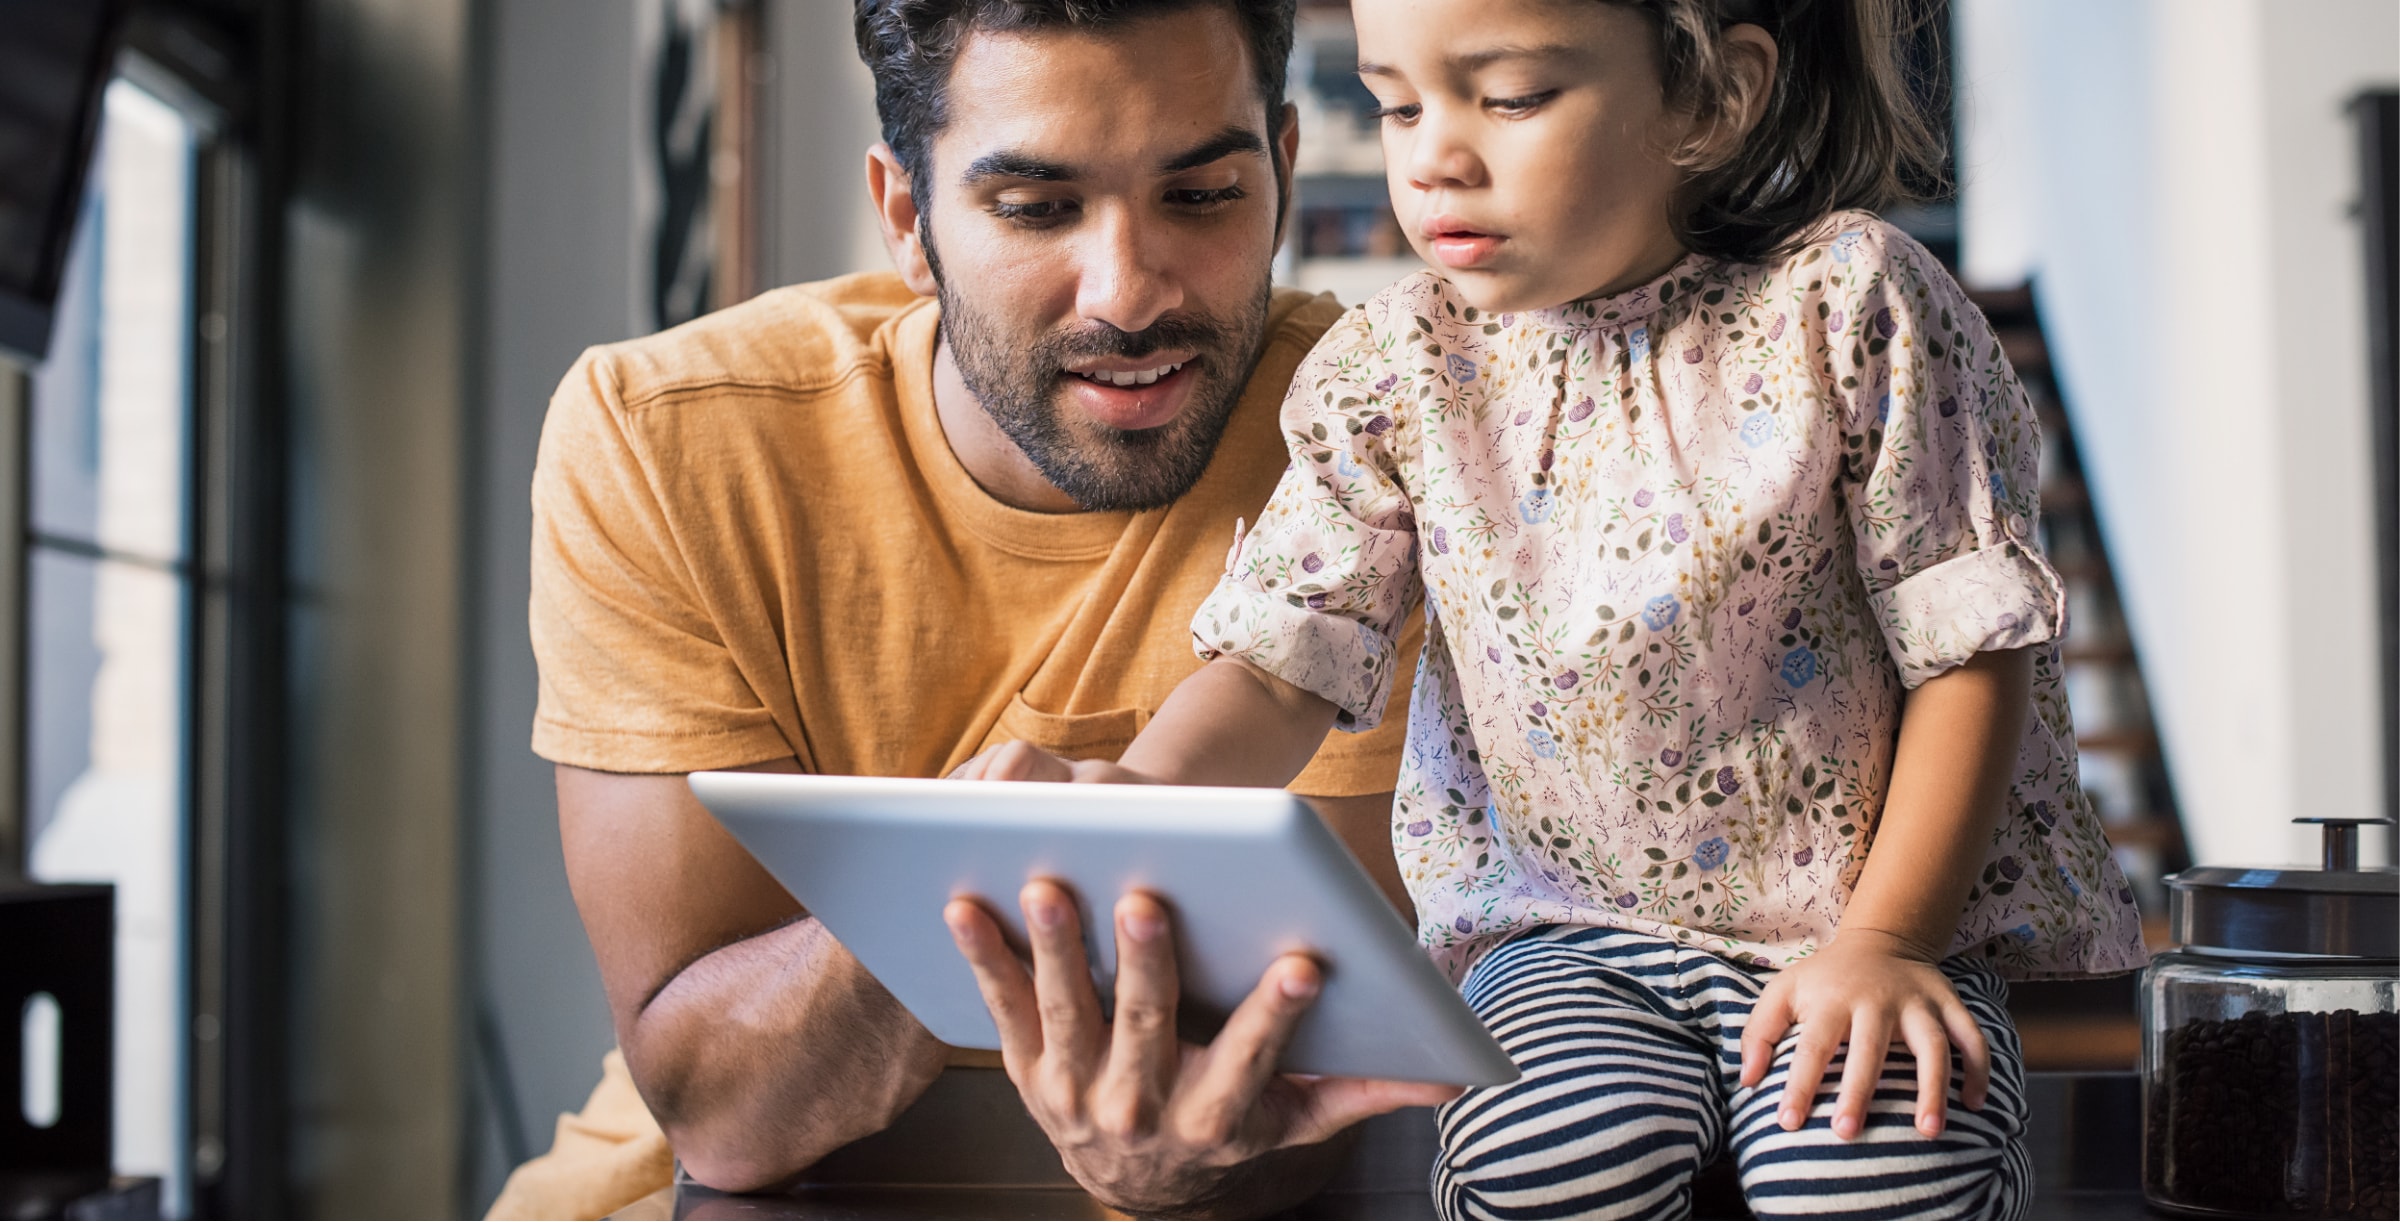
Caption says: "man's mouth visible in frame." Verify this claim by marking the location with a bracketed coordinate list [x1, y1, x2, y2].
[1069, 360, 1186, 388]
[1058, 357, 1199, 431]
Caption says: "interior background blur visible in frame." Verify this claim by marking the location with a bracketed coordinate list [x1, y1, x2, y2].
[0, 0, 2391, 1216]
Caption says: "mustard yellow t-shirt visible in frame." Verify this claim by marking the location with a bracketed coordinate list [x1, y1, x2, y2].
[529, 271, 1413, 792]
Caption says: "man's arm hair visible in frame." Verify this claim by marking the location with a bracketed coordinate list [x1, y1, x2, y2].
[558, 761, 949, 1190]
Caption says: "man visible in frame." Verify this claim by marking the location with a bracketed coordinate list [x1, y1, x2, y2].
[491, 1, 1447, 1217]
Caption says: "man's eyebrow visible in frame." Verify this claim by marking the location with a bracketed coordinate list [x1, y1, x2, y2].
[960, 150, 1076, 186]
[1358, 43, 1584, 77]
[1159, 126, 1266, 174]
[958, 128, 1265, 186]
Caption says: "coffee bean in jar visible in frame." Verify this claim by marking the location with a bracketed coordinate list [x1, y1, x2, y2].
[2145, 1008, 2398, 1218]
[2143, 820, 2400, 1219]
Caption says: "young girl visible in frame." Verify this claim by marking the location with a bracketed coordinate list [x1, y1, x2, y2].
[968, 0, 2145, 1215]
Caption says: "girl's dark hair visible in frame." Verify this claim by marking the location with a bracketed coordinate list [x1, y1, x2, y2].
[1617, 0, 1950, 263]
[854, 0, 1296, 191]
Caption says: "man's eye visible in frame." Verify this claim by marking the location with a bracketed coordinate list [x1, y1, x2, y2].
[1368, 102, 1421, 126]
[1486, 90, 1558, 116]
[993, 199, 1075, 223]
[1167, 186, 1247, 209]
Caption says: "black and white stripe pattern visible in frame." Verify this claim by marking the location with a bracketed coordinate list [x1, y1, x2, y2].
[1434, 926, 2030, 1220]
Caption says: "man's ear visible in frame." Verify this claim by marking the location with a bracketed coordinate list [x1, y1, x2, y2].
[1272, 101, 1301, 253]
[867, 143, 939, 297]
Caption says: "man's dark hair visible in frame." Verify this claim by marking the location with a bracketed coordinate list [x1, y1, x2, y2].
[854, 0, 1297, 192]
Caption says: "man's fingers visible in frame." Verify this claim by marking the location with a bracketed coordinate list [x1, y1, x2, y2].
[1741, 985, 1795, 1088]
[1831, 1010, 1889, 1140]
[984, 740, 1075, 783]
[1943, 1000, 1992, 1111]
[1021, 879, 1105, 1090]
[1900, 1006, 1952, 1136]
[1175, 954, 1323, 1150]
[1096, 892, 1181, 1128]
[944, 898, 1043, 1071]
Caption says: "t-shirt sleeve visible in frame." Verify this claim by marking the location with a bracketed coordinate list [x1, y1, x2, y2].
[1192, 307, 1422, 731]
[528, 350, 794, 772]
[1834, 227, 2066, 688]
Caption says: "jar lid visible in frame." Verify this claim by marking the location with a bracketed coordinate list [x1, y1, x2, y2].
[2166, 818, 2398, 959]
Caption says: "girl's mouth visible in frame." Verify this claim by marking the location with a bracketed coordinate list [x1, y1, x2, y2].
[1426, 228, 1505, 270]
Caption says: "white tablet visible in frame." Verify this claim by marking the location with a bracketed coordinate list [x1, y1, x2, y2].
[689, 772, 1517, 1087]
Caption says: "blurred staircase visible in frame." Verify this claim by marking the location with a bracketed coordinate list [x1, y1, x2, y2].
[1971, 285, 2190, 1069]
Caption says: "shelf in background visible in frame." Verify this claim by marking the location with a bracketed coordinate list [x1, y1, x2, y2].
[2015, 1016, 2141, 1072]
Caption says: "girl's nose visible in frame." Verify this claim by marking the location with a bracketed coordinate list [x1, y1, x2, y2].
[1404, 107, 1486, 192]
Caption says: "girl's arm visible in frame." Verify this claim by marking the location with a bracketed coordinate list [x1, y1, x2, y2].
[1121, 657, 1341, 785]
[955, 656, 1337, 789]
[1737, 644, 2034, 1139]
[1844, 643, 2035, 957]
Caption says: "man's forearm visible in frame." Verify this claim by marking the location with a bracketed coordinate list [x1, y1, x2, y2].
[624, 915, 949, 1191]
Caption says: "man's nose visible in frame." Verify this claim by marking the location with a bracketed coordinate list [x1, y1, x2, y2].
[1072, 206, 1185, 335]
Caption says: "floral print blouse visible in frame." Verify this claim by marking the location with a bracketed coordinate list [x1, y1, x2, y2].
[1197, 213, 2147, 981]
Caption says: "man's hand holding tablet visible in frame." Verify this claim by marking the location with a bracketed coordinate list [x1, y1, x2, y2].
[926, 662, 1488, 1214]
[691, 749, 1511, 1217]
[942, 745, 1462, 1217]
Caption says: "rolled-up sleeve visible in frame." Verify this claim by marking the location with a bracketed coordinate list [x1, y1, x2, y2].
[1837, 233, 2066, 688]
[1193, 308, 1421, 730]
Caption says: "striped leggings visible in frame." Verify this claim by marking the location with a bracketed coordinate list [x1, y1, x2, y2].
[1434, 926, 2030, 1220]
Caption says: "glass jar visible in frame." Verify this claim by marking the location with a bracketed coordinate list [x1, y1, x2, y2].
[2141, 818, 2399, 1219]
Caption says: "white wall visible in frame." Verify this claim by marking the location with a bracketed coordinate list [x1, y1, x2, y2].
[1955, 0, 2399, 869]
[764, 0, 890, 286]
[471, 0, 638, 1206]
[469, 1, 888, 1207]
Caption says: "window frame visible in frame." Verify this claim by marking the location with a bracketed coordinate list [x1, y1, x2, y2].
[4, 8, 289, 1215]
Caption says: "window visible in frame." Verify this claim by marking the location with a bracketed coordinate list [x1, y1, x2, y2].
[24, 78, 198, 1214]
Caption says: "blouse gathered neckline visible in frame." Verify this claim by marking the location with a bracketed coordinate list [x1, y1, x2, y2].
[1527, 251, 1713, 332]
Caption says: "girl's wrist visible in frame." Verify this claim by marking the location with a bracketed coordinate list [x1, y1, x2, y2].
[1826, 923, 1949, 964]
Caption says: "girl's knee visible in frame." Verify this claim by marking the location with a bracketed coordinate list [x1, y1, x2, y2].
[1734, 1116, 2033, 1220]
[1432, 1082, 1716, 1220]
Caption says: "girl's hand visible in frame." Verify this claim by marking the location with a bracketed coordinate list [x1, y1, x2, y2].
[950, 739, 1161, 786]
[1738, 930, 1991, 1139]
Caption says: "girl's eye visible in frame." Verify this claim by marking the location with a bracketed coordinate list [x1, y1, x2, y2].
[1368, 102, 1422, 126]
[1167, 185, 1247, 209]
[1486, 90, 1558, 116]
[993, 199, 1076, 224]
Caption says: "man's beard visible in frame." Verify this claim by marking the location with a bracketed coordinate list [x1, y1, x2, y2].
[933, 267, 1270, 512]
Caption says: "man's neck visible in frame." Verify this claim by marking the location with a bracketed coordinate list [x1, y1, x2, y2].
[931, 335, 1086, 514]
